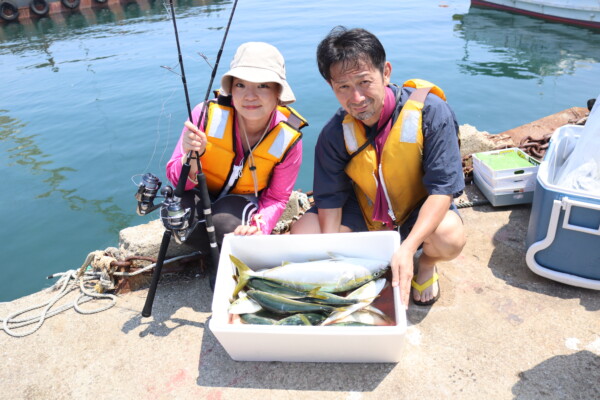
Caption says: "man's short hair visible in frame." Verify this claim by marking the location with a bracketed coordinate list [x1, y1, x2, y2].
[316, 26, 387, 83]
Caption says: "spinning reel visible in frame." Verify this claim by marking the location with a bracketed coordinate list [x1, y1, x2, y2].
[134, 172, 198, 243]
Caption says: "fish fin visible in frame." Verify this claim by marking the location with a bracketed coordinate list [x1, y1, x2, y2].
[307, 287, 328, 300]
[229, 254, 254, 297]
[299, 314, 312, 325]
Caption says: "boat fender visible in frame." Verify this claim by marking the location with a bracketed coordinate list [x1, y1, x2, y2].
[0, 0, 19, 21]
[60, 0, 80, 9]
[30, 0, 49, 16]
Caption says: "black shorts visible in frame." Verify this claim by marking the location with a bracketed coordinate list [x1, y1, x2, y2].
[308, 194, 461, 242]
[181, 192, 258, 250]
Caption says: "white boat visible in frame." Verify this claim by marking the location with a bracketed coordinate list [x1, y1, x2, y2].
[471, 0, 600, 29]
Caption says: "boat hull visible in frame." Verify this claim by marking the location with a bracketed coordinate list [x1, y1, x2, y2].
[471, 0, 600, 29]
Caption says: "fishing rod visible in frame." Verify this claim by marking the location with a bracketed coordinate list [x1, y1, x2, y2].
[137, 0, 239, 318]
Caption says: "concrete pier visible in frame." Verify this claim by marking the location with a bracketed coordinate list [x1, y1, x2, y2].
[1, 118, 598, 399]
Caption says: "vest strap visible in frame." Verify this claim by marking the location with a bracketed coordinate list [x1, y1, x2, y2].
[286, 113, 303, 130]
[408, 87, 433, 104]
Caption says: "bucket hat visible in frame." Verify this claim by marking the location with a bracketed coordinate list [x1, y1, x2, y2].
[220, 42, 296, 105]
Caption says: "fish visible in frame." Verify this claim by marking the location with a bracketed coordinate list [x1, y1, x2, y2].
[246, 289, 344, 315]
[274, 313, 327, 326]
[320, 278, 387, 326]
[230, 254, 389, 297]
[228, 291, 263, 315]
[332, 306, 395, 326]
[275, 314, 313, 326]
[239, 312, 277, 325]
[246, 278, 327, 300]
[247, 278, 358, 306]
[328, 321, 373, 326]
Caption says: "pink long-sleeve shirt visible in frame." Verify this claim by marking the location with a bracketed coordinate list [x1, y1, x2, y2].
[166, 102, 303, 234]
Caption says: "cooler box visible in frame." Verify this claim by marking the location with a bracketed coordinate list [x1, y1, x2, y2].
[525, 125, 600, 289]
[209, 231, 407, 363]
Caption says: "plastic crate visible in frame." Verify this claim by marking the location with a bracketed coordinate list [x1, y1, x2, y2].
[474, 170, 534, 207]
[476, 167, 537, 191]
[473, 148, 540, 181]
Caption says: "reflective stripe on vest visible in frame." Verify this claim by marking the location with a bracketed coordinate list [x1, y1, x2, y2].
[343, 80, 445, 231]
[201, 101, 304, 195]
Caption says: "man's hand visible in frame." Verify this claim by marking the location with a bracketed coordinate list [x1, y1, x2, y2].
[390, 243, 415, 310]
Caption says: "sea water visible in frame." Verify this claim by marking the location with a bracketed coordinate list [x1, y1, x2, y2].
[1, 0, 599, 301]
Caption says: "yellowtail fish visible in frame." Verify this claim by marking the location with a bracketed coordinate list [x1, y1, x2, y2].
[240, 312, 277, 325]
[246, 290, 345, 315]
[230, 254, 389, 297]
[333, 306, 395, 326]
[320, 278, 387, 326]
[228, 291, 262, 315]
[247, 279, 358, 306]
[246, 279, 327, 300]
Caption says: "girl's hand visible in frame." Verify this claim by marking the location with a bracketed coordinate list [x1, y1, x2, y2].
[182, 120, 207, 154]
[233, 214, 265, 236]
[233, 224, 263, 236]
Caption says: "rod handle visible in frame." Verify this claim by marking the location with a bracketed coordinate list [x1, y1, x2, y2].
[142, 230, 173, 318]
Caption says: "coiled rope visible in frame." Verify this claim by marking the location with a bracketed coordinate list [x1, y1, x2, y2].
[1, 250, 202, 337]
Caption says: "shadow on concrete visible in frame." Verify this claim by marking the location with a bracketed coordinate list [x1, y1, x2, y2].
[121, 275, 212, 337]
[486, 205, 600, 312]
[512, 350, 600, 399]
[195, 320, 396, 391]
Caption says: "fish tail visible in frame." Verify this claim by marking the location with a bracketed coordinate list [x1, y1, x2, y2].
[230, 254, 253, 297]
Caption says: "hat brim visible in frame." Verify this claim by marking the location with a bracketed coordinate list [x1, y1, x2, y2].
[220, 66, 296, 105]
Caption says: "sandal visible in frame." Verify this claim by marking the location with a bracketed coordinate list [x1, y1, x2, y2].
[411, 269, 440, 306]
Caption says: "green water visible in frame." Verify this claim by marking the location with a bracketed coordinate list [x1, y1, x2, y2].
[1, 0, 599, 302]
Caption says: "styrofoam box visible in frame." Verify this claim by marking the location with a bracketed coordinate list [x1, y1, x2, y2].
[474, 170, 534, 206]
[209, 231, 407, 363]
[473, 148, 540, 181]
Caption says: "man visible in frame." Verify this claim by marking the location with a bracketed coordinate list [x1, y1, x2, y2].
[291, 26, 466, 309]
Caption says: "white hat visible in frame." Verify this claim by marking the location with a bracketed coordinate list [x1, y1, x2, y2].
[220, 42, 296, 105]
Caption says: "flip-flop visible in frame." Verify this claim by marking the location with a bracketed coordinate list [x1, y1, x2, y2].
[411, 269, 440, 306]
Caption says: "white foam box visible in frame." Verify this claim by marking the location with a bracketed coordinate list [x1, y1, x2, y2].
[473, 147, 540, 188]
[209, 231, 406, 363]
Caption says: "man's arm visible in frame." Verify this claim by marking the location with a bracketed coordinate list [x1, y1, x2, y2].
[390, 194, 452, 308]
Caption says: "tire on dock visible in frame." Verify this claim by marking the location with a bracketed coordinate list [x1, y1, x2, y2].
[30, 0, 49, 16]
[0, 0, 19, 21]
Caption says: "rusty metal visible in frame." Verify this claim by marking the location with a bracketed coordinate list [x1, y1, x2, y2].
[109, 256, 157, 269]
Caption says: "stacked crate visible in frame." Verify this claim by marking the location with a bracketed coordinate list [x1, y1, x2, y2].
[472, 148, 540, 206]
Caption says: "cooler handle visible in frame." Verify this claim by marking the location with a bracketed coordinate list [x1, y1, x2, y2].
[561, 197, 600, 236]
[525, 199, 600, 290]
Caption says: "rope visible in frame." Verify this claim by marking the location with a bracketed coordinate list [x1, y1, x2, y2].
[0, 250, 204, 338]
[1, 253, 116, 338]
[457, 199, 490, 208]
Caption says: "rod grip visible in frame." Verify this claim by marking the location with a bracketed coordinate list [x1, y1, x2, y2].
[174, 158, 191, 199]
[142, 230, 173, 318]
[196, 172, 220, 288]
